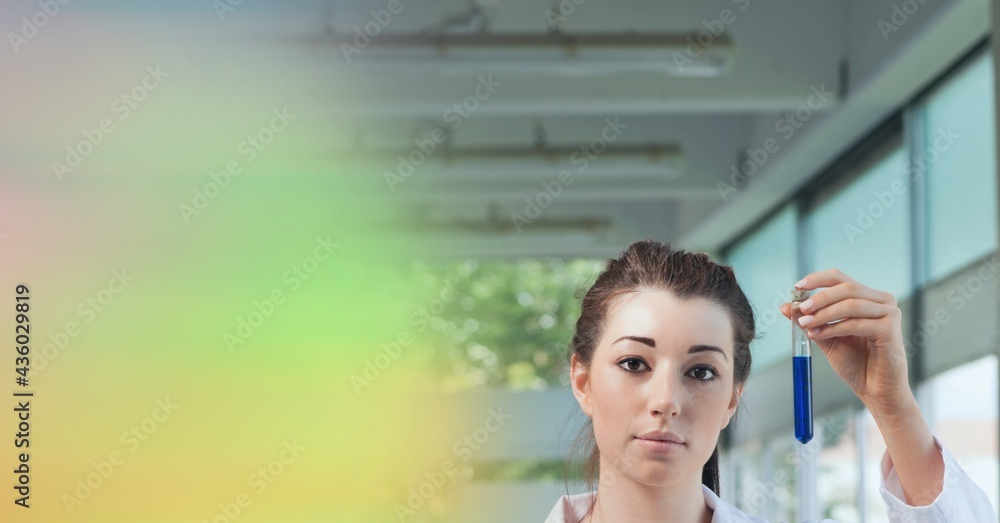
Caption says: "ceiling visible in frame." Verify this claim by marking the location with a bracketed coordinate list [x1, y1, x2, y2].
[1, 0, 990, 259]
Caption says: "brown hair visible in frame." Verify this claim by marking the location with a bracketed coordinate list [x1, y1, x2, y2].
[565, 240, 755, 517]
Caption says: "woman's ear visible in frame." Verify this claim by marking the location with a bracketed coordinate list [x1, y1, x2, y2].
[721, 383, 744, 430]
[570, 354, 593, 417]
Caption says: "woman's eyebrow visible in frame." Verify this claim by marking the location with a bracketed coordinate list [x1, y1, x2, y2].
[613, 336, 729, 362]
[689, 345, 728, 361]
[613, 335, 656, 347]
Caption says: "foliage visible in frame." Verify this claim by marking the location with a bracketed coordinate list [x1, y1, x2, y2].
[410, 257, 605, 391]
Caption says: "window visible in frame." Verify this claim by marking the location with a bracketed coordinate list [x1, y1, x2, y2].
[922, 354, 1000, 516]
[807, 145, 912, 299]
[726, 206, 798, 370]
[924, 53, 998, 281]
[817, 408, 859, 521]
[737, 434, 798, 522]
[721, 47, 998, 523]
[727, 439, 763, 513]
[861, 408, 891, 522]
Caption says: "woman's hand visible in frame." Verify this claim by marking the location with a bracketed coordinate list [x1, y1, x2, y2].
[781, 269, 947, 506]
[779, 268, 911, 411]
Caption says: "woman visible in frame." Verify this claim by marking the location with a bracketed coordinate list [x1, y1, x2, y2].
[545, 240, 995, 522]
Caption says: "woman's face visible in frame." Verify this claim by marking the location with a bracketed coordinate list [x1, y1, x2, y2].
[571, 288, 743, 488]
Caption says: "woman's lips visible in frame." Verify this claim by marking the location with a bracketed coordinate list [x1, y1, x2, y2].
[635, 437, 685, 454]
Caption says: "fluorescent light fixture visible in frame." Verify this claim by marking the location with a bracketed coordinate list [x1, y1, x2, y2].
[346, 143, 685, 180]
[322, 32, 734, 77]
[392, 215, 614, 234]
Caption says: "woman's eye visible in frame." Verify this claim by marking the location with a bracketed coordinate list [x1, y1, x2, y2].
[618, 358, 648, 373]
[689, 367, 718, 381]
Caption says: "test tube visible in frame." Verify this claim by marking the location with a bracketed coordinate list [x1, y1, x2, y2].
[791, 288, 813, 444]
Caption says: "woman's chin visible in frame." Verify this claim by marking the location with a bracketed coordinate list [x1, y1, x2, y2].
[627, 465, 688, 487]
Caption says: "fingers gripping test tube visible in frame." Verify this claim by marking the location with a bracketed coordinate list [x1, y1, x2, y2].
[791, 288, 813, 444]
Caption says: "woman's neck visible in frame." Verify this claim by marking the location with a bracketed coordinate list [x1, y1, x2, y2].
[584, 465, 712, 523]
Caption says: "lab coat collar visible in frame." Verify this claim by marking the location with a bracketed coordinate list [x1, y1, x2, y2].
[544, 484, 762, 522]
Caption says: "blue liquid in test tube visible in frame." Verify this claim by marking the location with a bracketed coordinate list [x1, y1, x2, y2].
[792, 289, 813, 444]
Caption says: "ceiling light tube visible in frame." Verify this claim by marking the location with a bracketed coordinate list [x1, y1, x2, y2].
[323, 32, 734, 77]
[344, 144, 685, 179]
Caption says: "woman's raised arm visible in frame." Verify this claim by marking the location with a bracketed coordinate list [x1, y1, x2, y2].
[780, 269, 943, 505]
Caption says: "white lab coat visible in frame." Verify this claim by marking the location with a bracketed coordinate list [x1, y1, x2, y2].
[544, 437, 996, 522]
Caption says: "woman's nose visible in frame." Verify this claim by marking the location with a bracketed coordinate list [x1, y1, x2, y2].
[648, 373, 683, 418]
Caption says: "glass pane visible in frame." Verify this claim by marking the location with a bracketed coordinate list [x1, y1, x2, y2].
[730, 440, 764, 514]
[726, 206, 798, 370]
[923, 354, 1000, 516]
[767, 435, 799, 523]
[926, 53, 999, 281]
[863, 356, 1000, 522]
[818, 408, 859, 521]
[862, 409, 891, 522]
[808, 146, 912, 299]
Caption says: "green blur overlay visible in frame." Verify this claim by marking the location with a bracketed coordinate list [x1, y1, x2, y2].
[2, 146, 453, 523]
